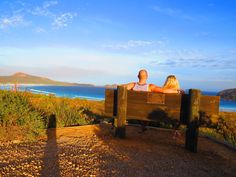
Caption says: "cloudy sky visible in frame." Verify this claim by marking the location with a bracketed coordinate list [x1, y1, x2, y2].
[0, 0, 236, 91]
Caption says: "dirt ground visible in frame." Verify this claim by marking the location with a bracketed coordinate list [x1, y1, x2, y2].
[0, 124, 236, 177]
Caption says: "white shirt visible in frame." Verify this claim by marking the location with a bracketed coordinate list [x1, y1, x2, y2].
[132, 83, 149, 91]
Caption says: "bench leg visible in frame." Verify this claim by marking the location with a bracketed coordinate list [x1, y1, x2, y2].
[115, 126, 126, 138]
[113, 118, 126, 138]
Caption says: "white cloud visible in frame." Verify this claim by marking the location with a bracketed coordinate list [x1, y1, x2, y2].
[52, 13, 77, 29]
[29, 1, 77, 30]
[0, 46, 145, 84]
[1, 1, 77, 31]
[152, 5, 196, 20]
[30, 1, 58, 17]
[0, 65, 112, 84]
[146, 49, 236, 70]
[152, 6, 181, 16]
[43, 1, 58, 9]
[0, 15, 26, 29]
[103, 40, 163, 50]
[31, 7, 52, 17]
[34, 27, 46, 33]
[92, 16, 122, 27]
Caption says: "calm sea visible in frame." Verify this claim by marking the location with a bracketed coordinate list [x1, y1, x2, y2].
[1, 85, 236, 112]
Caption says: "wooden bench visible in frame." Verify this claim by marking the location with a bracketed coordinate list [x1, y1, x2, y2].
[105, 86, 220, 152]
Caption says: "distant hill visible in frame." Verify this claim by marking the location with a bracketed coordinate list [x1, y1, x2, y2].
[104, 84, 118, 89]
[217, 88, 236, 101]
[0, 72, 94, 86]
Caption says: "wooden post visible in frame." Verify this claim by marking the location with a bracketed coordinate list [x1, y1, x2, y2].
[115, 85, 127, 138]
[185, 89, 201, 152]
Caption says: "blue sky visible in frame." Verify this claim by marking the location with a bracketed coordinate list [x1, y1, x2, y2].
[0, 0, 236, 91]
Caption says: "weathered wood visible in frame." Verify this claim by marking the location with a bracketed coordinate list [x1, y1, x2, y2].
[165, 94, 182, 107]
[105, 89, 220, 124]
[185, 89, 201, 153]
[115, 86, 127, 138]
[127, 91, 148, 103]
[147, 92, 165, 104]
[105, 89, 115, 116]
[200, 95, 220, 115]
[105, 89, 117, 117]
[126, 102, 168, 121]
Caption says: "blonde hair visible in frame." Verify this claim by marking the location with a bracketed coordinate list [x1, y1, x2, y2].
[163, 75, 180, 90]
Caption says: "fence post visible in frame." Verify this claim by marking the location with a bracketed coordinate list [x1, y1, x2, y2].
[185, 89, 201, 152]
[114, 85, 127, 138]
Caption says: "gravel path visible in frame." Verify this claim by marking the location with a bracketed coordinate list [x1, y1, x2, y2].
[0, 124, 236, 177]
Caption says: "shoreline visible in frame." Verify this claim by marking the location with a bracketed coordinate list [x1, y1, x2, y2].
[0, 85, 235, 111]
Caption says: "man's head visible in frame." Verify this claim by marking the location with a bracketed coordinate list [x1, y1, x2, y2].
[138, 69, 148, 81]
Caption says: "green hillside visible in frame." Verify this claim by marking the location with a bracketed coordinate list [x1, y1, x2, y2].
[0, 72, 94, 86]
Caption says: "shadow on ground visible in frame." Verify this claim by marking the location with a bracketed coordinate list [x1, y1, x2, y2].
[40, 114, 60, 177]
[92, 123, 236, 177]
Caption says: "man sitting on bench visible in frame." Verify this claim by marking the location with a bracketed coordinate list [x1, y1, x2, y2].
[124, 69, 179, 93]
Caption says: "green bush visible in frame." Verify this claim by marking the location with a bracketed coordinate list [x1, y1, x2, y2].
[52, 100, 92, 127]
[0, 90, 104, 142]
[26, 94, 100, 127]
[0, 90, 45, 141]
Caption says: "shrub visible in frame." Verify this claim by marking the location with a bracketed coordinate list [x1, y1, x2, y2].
[0, 90, 104, 142]
[27, 94, 103, 127]
[0, 90, 45, 141]
[216, 116, 236, 146]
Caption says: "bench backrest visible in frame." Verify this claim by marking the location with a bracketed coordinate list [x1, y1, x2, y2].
[105, 89, 220, 124]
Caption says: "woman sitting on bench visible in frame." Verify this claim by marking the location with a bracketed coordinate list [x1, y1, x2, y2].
[162, 75, 184, 138]
[153, 75, 184, 94]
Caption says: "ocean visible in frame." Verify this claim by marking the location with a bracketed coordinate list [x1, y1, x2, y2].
[1, 85, 236, 112]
